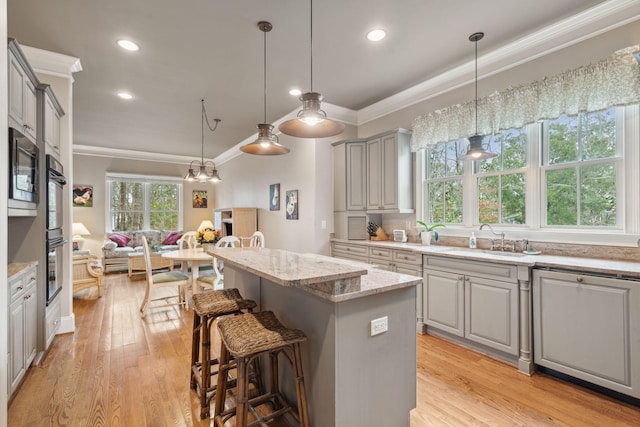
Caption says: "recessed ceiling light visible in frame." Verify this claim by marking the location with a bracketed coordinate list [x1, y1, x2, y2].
[366, 29, 386, 42]
[289, 88, 302, 96]
[117, 39, 140, 51]
[117, 91, 133, 100]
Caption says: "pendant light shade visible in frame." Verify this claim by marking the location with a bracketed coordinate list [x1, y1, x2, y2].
[278, 0, 345, 139]
[241, 21, 290, 155]
[184, 100, 223, 182]
[461, 32, 496, 161]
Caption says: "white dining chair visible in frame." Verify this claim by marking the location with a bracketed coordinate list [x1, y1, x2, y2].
[178, 231, 197, 249]
[196, 236, 240, 290]
[139, 236, 189, 318]
[248, 231, 265, 248]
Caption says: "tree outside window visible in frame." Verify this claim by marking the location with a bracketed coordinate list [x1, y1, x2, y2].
[425, 140, 465, 224]
[109, 177, 181, 231]
[543, 108, 618, 227]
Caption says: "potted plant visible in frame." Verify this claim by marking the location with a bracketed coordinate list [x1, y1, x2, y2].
[416, 221, 445, 246]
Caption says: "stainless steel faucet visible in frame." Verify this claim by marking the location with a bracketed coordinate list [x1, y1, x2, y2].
[479, 224, 505, 251]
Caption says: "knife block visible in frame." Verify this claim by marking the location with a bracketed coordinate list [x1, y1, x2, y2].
[370, 227, 388, 241]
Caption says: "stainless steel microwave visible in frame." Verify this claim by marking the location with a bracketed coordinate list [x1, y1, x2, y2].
[8, 127, 39, 215]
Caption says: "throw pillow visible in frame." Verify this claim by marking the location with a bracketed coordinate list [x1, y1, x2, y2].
[162, 232, 182, 245]
[109, 233, 131, 248]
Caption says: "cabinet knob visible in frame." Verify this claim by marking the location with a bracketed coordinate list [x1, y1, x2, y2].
[576, 276, 584, 283]
[458, 275, 464, 280]
[17, 285, 23, 291]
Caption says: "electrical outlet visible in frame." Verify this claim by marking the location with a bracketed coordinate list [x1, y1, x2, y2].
[370, 316, 388, 336]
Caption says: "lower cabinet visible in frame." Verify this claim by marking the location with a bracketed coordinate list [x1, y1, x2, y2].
[424, 255, 521, 357]
[533, 269, 640, 399]
[8, 264, 38, 397]
[331, 241, 368, 263]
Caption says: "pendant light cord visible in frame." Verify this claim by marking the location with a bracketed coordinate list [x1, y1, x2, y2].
[200, 99, 221, 162]
[474, 37, 478, 135]
[310, 0, 314, 92]
[263, 26, 267, 122]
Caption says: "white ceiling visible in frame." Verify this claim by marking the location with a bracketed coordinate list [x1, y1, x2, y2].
[7, 0, 613, 161]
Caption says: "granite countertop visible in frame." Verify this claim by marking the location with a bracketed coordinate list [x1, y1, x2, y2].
[8, 261, 38, 281]
[209, 247, 422, 302]
[331, 238, 640, 278]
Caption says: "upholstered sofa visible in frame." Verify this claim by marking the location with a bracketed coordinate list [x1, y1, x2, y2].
[101, 230, 182, 273]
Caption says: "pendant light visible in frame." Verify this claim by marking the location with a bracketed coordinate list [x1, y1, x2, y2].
[461, 32, 496, 160]
[278, 0, 345, 139]
[241, 21, 290, 155]
[184, 100, 223, 182]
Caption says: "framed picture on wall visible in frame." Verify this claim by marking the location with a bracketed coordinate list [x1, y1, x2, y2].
[269, 183, 280, 211]
[192, 190, 208, 208]
[72, 185, 93, 207]
[286, 189, 298, 220]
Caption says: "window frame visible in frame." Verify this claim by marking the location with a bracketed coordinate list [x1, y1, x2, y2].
[105, 172, 183, 232]
[419, 104, 640, 246]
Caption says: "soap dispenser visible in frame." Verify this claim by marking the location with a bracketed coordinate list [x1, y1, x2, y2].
[469, 232, 477, 249]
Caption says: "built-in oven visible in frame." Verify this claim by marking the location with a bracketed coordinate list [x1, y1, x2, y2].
[8, 127, 39, 215]
[46, 154, 67, 305]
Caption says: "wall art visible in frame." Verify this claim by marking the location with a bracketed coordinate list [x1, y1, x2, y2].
[269, 183, 280, 211]
[72, 185, 93, 207]
[192, 190, 208, 208]
[286, 189, 298, 220]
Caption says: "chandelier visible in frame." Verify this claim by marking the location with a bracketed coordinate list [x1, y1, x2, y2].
[184, 100, 222, 182]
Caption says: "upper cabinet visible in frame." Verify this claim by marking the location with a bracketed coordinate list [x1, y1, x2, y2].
[365, 129, 413, 213]
[8, 39, 39, 143]
[37, 84, 65, 157]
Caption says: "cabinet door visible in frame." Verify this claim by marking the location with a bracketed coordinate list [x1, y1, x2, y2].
[380, 134, 399, 209]
[9, 298, 25, 395]
[24, 283, 38, 366]
[464, 276, 518, 355]
[366, 138, 382, 210]
[24, 80, 37, 141]
[533, 270, 640, 398]
[346, 142, 366, 211]
[8, 52, 25, 127]
[424, 269, 464, 337]
[44, 95, 61, 154]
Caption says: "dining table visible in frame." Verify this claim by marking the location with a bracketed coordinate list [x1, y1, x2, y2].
[161, 248, 214, 295]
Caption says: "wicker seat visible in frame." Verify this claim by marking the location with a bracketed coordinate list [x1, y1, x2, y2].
[72, 253, 104, 297]
[213, 310, 310, 427]
[191, 289, 257, 419]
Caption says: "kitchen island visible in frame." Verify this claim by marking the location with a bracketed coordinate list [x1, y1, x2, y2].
[209, 247, 422, 427]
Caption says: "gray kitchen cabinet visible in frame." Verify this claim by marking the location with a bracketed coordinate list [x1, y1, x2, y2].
[38, 84, 65, 156]
[331, 241, 368, 263]
[332, 138, 366, 212]
[365, 129, 413, 213]
[533, 269, 640, 399]
[8, 40, 39, 142]
[8, 264, 38, 397]
[424, 255, 530, 371]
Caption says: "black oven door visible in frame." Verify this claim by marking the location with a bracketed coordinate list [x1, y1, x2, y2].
[47, 237, 66, 305]
[46, 154, 66, 230]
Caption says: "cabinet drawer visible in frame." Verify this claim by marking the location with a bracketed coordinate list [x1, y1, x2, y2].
[332, 242, 368, 257]
[10, 268, 36, 302]
[424, 255, 517, 282]
[369, 247, 392, 260]
[45, 298, 62, 349]
[393, 250, 421, 266]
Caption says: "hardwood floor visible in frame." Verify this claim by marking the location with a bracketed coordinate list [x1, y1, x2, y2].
[8, 272, 640, 426]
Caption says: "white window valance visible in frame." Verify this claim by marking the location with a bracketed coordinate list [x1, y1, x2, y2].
[411, 45, 640, 151]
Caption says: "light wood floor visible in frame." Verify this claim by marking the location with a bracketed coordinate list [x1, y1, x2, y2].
[8, 272, 640, 426]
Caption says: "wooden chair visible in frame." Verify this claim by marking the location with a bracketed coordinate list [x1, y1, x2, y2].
[72, 253, 104, 297]
[139, 236, 189, 318]
[196, 236, 239, 291]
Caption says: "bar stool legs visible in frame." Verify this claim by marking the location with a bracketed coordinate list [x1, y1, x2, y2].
[190, 289, 257, 419]
[213, 311, 310, 427]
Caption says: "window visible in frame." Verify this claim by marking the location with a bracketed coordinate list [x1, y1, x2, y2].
[107, 173, 182, 231]
[542, 108, 619, 227]
[421, 105, 632, 237]
[425, 140, 465, 224]
[476, 127, 527, 225]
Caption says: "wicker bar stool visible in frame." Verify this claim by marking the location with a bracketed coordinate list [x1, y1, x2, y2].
[191, 289, 258, 419]
[213, 310, 310, 427]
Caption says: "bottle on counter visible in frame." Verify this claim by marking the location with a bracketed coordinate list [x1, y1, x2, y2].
[469, 232, 477, 249]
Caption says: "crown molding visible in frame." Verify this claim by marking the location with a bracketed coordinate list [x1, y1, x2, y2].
[74, 144, 215, 165]
[21, 45, 82, 79]
[357, 0, 640, 125]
